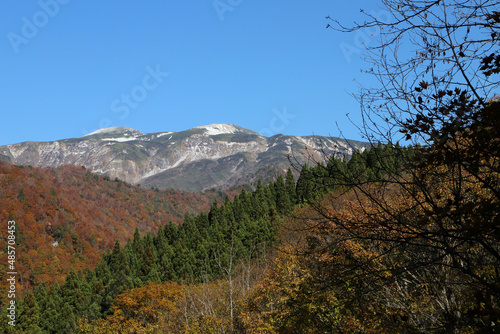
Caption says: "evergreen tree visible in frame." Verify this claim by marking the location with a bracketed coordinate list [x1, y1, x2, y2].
[18, 291, 42, 334]
[159, 246, 176, 281]
[254, 179, 269, 220]
[59, 302, 77, 333]
[40, 283, 63, 333]
[124, 240, 139, 281]
[274, 174, 290, 214]
[132, 226, 144, 256]
[146, 264, 162, 283]
[296, 164, 311, 203]
[163, 221, 178, 244]
[154, 225, 168, 259]
[285, 168, 297, 205]
[139, 245, 156, 283]
[325, 156, 345, 188]
[103, 241, 132, 313]
[61, 268, 88, 316]
[34, 282, 48, 311]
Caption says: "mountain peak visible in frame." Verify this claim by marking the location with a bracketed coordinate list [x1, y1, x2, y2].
[82, 127, 143, 139]
[194, 124, 259, 136]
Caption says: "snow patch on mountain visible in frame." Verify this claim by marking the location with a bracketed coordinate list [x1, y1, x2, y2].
[83, 127, 142, 138]
[195, 124, 240, 136]
[102, 137, 138, 142]
[155, 132, 173, 138]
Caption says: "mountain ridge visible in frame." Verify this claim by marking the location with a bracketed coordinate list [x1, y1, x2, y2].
[0, 124, 368, 191]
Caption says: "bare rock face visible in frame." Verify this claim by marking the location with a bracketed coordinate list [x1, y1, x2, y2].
[0, 124, 368, 191]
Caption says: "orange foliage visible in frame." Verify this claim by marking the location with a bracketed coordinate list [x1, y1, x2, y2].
[0, 161, 220, 303]
[85, 281, 185, 333]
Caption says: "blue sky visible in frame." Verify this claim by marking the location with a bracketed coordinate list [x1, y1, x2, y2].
[1, 0, 382, 145]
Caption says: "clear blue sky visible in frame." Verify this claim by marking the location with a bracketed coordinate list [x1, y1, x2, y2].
[1, 0, 382, 146]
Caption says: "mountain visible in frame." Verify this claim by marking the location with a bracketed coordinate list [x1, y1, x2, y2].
[0, 124, 368, 191]
[0, 153, 13, 164]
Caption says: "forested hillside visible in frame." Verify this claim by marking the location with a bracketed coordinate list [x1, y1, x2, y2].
[0, 143, 411, 333]
[0, 162, 229, 298]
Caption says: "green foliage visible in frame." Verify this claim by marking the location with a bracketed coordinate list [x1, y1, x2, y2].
[16, 188, 25, 203]
[17, 291, 43, 333]
[295, 143, 416, 203]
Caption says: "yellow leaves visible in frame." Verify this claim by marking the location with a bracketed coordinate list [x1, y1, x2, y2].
[82, 277, 255, 333]
[239, 246, 346, 333]
[488, 94, 500, 104]
[77, 317, 159, 334]
[78, 281, 185, 333]
[118, 296, 139, 309]
[183, 315, 226, 334]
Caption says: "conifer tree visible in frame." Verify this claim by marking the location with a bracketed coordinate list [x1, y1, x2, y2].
[254, 179, 269, 220]
[296, 164, 311, 203]
[285, 168, 297, 205]
[163, 221, 178, 244]
[132, 227, 144, 257]
[59, 302, 77, 333]
[274, 174, 290, 214]
[18, 291, 43, 334]
[146, 264, 162, 283]
[325, 156, 345, 189]
[159, 246, 176, 281]
[104, 241, 132, 309]
[61, 268, 88, 316]
[40, 283, 63, 333]
[34, 282, 48, 310]
[154, 225, 169, 259]
[140, 245, 156, 283]
[123, 240, 139, 281]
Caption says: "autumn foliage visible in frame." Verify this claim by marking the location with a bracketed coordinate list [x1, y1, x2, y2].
[78, 281, 184, 333]
[0, 162, 218, 301]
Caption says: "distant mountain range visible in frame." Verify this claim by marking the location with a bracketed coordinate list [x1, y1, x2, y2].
[0, 124, 368, 191]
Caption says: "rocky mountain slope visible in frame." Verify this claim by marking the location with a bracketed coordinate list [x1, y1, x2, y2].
[0, 124, 368, 191]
